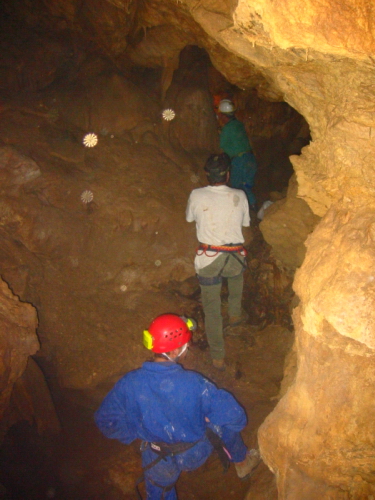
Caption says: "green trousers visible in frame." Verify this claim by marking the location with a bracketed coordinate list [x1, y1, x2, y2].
[198, 253, 246, 361]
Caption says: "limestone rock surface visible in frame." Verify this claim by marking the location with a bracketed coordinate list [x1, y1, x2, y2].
[9, 357, 61, 436]
[0, 278, 39, 438]
[258, 203, 375, 497]
[0, 71, 208, 390]
[259, 174, 320, 270]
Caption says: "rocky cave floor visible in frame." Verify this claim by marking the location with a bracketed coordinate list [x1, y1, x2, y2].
[0, 232, 294, 500]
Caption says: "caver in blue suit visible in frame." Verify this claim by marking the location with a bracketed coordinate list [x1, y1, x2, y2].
[95, 361, 248, 499]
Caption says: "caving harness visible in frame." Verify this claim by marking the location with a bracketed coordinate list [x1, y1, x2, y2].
[135, 428, 231, 499]
[197, 243, 247, 257]
[196, 243, 247, 286]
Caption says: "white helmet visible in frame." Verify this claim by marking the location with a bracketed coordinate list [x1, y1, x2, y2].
[218, 99, 235, 114]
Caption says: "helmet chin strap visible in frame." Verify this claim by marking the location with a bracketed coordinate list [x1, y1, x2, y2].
[162, 343, 188, 362]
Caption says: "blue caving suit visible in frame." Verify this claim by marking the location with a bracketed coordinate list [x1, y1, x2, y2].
[95, 361, 248, 499]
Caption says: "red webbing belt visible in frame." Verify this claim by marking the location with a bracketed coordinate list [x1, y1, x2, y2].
[196, 243, 247, 257]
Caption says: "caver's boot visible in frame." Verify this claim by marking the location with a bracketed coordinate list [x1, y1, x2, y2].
[235, 449, 261, 480]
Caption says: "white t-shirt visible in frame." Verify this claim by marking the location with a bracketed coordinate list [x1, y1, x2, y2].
[186, 185, 250, 271]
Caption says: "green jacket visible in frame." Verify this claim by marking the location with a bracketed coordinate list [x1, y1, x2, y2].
[220, 118, 252, 159]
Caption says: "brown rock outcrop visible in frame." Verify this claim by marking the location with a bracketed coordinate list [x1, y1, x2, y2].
[259, 174, 320, 270]
[0, 146, 41, 193]
[0, 71, 208, 390]
[0, 278, 39, 439]
[57, 73, 160, 136]
[10, 357, 61, 436]
[258, 204, 375, 498]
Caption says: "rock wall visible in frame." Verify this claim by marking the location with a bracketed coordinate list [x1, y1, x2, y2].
[259, 174, 320, 270]
[258, 204, 375, 497]
[0, 81, 204, 389]
[0, 278, 39, 440]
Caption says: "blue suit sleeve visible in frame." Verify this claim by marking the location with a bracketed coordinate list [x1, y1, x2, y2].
[201, 379, 247, 431]
[94, 377, 137, 445]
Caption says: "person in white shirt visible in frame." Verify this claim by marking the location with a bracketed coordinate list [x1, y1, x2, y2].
[186, 153, 250, 370]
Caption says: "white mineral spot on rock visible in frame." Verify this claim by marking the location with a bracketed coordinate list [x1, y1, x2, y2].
[155, 260, 161, 266]
[83, 133, 98, 148]
[80, 190, 94, 204]
[120, 284, 128, 292]
[190, 174, 199, 183]
[162, 108, 176, 121]
[155, 231, 158, 234]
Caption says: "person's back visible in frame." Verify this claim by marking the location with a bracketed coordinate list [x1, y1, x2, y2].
[220, 117, 252, 159]
[98, 360, 243, 445]
[186, 184, 248, 248]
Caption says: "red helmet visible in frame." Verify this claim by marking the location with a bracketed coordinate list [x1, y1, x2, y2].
[143, 314, 193, 353]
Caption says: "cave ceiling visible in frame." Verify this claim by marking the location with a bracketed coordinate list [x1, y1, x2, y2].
[1, 0, 375, 215]
[4, 0, 374, 101]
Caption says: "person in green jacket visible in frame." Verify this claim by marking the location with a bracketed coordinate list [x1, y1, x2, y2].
[218, 99, 258, 210]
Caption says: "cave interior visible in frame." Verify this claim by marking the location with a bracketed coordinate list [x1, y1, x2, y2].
[1, 0, 375, 499]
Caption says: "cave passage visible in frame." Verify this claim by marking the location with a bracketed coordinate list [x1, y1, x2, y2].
[0, 9, 311, 500]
